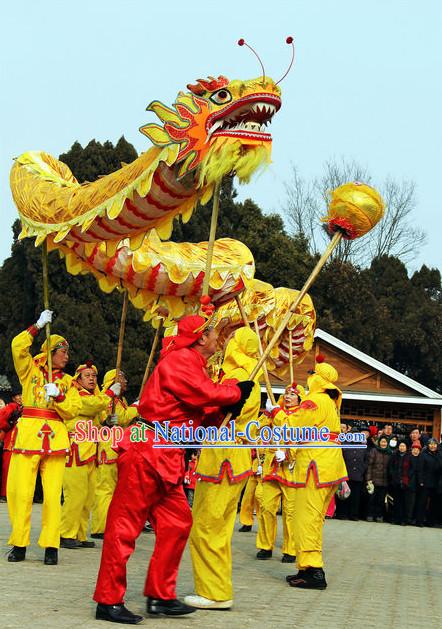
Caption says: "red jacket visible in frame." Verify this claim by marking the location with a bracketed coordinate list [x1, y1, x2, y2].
[118, 347, 240, 484]
[0, 403, 21, 450]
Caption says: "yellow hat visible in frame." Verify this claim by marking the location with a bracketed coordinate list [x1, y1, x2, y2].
[74, 361, 98, 380]
[103, 369, 118, 390]
[222, 327, 261, 377]
[34, 334, 69, 367]
[307, 354, 342, 408]
[285, 382, 305, 399]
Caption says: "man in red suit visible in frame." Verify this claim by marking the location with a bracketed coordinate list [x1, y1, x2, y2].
[94, 314, 253, 624]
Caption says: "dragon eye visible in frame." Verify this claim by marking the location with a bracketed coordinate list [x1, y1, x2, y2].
[209, 89, 232, 105]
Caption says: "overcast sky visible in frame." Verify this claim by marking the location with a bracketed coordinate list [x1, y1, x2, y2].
[1, 0, 441, 271]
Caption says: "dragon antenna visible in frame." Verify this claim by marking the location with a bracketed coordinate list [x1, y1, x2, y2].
[237, 38, 266, 82]
[276, 36, 295, 85]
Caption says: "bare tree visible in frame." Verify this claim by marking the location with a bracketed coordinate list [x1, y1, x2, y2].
[284, 158, 426, 267]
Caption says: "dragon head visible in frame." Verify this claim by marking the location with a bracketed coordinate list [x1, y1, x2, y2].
[140, 75, 281, 186]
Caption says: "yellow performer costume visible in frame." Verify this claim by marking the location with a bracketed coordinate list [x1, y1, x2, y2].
[256, 384, 304, 562]
[270, 356, 348, 590]
[186, 327, 262, 609]
[60, 362, 113, 546]
[7, 324, 81, 557]
[90, 369, 137, 536]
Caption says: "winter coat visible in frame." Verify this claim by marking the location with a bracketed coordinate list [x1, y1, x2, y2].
[367, 446, 391, 487]
[418, 448, 440, 489]
[343, 446, 368, 482]
[388, 451, 417, 490]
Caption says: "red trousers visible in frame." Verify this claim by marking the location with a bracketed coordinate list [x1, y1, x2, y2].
[1, 449, 12, 497]
[93, 448, 192, 604]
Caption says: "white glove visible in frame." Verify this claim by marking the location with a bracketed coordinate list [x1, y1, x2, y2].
[265, 398, 279, 413]
[106, 414, 118, 426]
[36, 310, 53, 329]
[132, 400, 139, 407]
[366, 480, 375, 495]
[44, 382, 60, 401]
[256, 465, 263, 476]
[275, 449, 286, 463]
[109, 383, 122, 396]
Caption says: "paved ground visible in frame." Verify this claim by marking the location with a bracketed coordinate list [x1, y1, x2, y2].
[1, 503, 441, 628]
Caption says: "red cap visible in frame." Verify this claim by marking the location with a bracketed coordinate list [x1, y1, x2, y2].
[411, 441, 422, 450]
[160, 315, 207, 357]
[368, 426, 378, 437]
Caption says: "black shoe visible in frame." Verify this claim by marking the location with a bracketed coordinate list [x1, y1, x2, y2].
[256, 549, 272, 560]
[281, 553, 296, 563]
[80, 540, 96, 548]
[96, 603, 143, 624]
[376, 517, 383, 523]
[60, 537, 82, 549]
[288, 567, 327, 590]
[91, 533, 104, 539]
[147, 598, 196, 616]
[286, 570, 306, 583]
[44, 547, 58, 565]
[239, 525, 252, 532]
[7, 546, 26, 562]
[349, 516, 359, 521]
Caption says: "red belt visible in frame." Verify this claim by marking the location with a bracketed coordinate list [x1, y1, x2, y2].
[22, 407, 61, 421]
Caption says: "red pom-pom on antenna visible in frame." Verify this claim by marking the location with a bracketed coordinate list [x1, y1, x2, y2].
[286, 36, 294, 44]
[316, 354, 326, 363]
[238, 38, 245, 46]
[200, 295, 211, 305]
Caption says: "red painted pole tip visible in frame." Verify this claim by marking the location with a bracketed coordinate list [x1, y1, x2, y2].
[238, 38, 245, 46]
[286, 36, 294, 44]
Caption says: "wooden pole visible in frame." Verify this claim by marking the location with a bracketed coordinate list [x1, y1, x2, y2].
[288, 329, 294, 384]
[201, 180, 222, 297]
[41, 239, 52, 383]
[138, 320, 164, 398]
[112, 289, 129, 413]
[253, 319, 276, 405]
[235, 294, 250, 328]
[221, 231, 343, 427]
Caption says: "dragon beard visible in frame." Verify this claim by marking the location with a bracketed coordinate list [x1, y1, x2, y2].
[197, 138, 272, 188]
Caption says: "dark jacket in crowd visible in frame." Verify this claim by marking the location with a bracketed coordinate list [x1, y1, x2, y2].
[343, 446, 368, 482]
[367, 445, 391, 487]
[418, 448, 440, 489]
[388, 451, 418, 490]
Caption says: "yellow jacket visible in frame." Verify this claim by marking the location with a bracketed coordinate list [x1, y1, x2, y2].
[66, 386, 112, 466]
[195, 327, 262, 484]
[11, 329, 82, 456]
[272, 391, 348, 487]
[261, 407, 297, 487]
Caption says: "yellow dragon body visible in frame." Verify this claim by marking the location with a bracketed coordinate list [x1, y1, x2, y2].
[10, 74, 315, 372]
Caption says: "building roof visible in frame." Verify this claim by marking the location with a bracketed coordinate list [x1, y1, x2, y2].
[314, 329, 442, 400]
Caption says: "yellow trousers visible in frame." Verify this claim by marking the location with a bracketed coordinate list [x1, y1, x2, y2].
[256, 480, 296, 556]
[239, 476, 262, 526]
[7, 452, 66, 548]
[91, 463, 117, 535]
[190, 476, 246, 601]
[60, 461, 96, 541]
[292, 474, 337, 569]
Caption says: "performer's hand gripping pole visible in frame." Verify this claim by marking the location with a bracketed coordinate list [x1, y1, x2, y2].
[42, 239, 52, 383]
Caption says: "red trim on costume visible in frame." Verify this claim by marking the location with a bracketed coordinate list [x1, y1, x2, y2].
[22, 407, 61, 420]
[105, 388, 116, 399]
[11, 447, 69, 455]
[293, 460, 348, 488]
[27, 325, 40, 337]
[54, 393, 66, 403]
[195, 459, 253, 484]
[66, 441, 97, 467]
[262, 474, 298, 488]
